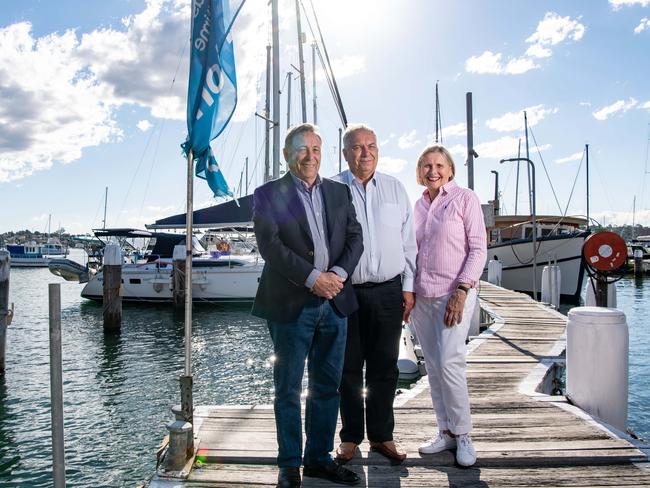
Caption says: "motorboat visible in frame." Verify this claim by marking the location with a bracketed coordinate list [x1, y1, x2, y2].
[483, 215, 589, 303]
[5, 242, 52, 267]
[54, 226, 263, 303]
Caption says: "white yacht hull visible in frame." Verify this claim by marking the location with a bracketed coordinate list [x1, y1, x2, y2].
[10, 257, 52, 267]
[81, 258, 263, 303]
[483, 232, 589, 303]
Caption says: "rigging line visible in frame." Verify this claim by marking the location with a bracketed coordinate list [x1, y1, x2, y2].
[528, 126, 563, 214]
[117, 35, 189, 226]
[307, 0, 347, 126]
[562, 147, 586, 217]
[302, 0, 347, 127]
[138, 117, 168, 222]
[298, 0, 343, 128]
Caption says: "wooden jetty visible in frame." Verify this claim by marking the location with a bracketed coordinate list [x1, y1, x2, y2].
[148, 282, 650, 487]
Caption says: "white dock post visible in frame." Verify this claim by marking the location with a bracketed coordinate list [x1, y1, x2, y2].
[49, 283, 66, 487]
[172, 245, 186, 310]
[0, 250, 10, 372]
[584, 278, 617, 308]
[541, 265, 561, 308]
[487, 259, 502, 286]
[103, 244, 122, 333]
[566, 306, 628, 431]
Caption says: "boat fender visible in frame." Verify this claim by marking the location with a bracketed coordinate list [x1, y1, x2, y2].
[5, 302, 13, 326]
[153, 282, 164, 293]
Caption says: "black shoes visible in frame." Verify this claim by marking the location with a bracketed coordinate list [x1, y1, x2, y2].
[303, 461, 360, 485]
[277, 466, 301, 488]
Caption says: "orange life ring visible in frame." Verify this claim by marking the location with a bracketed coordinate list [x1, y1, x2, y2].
[582, 231, 627, 272]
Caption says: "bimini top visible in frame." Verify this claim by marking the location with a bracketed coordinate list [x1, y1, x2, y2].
[146, 195, 254, 230]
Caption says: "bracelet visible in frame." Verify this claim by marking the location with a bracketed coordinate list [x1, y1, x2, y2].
[457, 284, 471, 294]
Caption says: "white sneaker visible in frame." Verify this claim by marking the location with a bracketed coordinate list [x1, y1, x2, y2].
[456, 434, 477, 466]
[418, 431, 456, 454]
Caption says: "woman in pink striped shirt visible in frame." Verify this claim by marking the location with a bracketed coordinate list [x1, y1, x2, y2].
[411, 144, 487, 467]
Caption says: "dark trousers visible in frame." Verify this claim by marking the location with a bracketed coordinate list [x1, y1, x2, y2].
[339, 277, 403, 444]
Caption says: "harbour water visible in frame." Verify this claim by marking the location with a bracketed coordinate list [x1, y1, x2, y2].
[1, 252, 649, 487]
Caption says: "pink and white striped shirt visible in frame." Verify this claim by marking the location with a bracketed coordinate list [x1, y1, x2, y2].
[414, 180, 487, 298]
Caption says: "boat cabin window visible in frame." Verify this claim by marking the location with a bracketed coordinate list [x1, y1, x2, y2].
[129, 278, 142, 284]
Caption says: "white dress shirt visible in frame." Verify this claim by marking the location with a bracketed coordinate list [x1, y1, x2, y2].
[332, 170, 416, 291]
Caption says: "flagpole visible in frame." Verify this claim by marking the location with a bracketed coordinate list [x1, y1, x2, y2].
[181, 148, 194, 454]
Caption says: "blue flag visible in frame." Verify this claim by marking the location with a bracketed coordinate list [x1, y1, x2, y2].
[183, 0, 246, 198]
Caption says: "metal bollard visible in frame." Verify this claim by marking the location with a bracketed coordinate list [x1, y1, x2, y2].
[163, 420, 193, 472]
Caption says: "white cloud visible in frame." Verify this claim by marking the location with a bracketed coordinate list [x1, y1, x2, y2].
[610, 0, 650, 10]
[555, 151, 584, 164]
[579, 101, 592, 107]
[442, 122, 467, 138]
[465, 51, 504, 74]
[486, 105, 558, 132]
[397, 130, 420, 149]
[0, 0, 267, 183]
[525, 44, 553, 59]
[526, 12, 586, 46]
[316, 55, 366, 82]
[378, 156, 408, 174]
[592, 98, 638, 120]
[465, 12, 584, 76]
[640, 101, 650, 110]
[448, 137, 551, 162]
[0, 22, 122, 183]
[137, 120, 152, 131]
[593, 209, 650, 226]
[634, 17, 650, 33]
[504, 57, 539, 74]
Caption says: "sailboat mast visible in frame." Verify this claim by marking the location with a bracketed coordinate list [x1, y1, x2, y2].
[434, 81, 440, 144]
[295, 0, 307, 123]
[515, 138, 521, 214]
[585, 143, 590, 230]
[286, 72, 292, 130]
[264, 45, 271, 182]
[312, 42, 317, 124]
[102, 186, 108, 230]
[524, 111, 532, 214]
[271, 0, 280, 179]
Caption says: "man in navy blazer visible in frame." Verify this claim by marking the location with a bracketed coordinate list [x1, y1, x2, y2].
[253, 123, 363, 487]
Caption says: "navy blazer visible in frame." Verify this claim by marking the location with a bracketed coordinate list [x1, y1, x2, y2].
[252, 173, 363, 323]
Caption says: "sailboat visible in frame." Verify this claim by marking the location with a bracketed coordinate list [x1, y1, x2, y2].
[482, 115, 590, 303]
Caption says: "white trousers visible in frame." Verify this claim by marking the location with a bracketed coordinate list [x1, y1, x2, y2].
[412, 289, 477, 435]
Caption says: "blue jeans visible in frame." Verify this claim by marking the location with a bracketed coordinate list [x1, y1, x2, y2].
[268, 298, 347, 467]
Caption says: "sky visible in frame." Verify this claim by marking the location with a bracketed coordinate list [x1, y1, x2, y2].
[0, 0, 649, 234]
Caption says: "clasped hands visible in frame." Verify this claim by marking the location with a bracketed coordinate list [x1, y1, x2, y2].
[311, 271, 344, 300]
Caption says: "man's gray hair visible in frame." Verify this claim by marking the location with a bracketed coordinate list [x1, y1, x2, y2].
[342, 123, 376, 149]
[284, 123, 321, 151]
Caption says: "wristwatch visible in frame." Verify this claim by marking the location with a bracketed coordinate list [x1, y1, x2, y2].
[457, 284, 471, 294]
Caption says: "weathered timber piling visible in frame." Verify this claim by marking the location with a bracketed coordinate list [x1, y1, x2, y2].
[0, 250, 10, 372]
[49, 283, 66, 487]
[634, 249, 644, 277]
[172, 245, 186, 310]
[103, 244, 122, 332]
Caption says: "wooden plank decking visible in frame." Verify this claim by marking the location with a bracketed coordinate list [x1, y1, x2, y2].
[149, 282, 650, 487]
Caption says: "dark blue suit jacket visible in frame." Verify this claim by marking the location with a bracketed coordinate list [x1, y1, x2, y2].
[252, 173, 363, 323]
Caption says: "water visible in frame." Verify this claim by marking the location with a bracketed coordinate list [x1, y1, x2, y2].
[0, 251, 274, 487]
[1, 256, 649, 486]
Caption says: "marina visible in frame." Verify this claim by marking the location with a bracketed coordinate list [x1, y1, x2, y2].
[1, 256, 650, 486]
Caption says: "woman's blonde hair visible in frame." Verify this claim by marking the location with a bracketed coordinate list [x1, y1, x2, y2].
[416, 144, 456, 186]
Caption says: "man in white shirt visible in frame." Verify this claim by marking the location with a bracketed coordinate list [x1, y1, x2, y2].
[332, 123, 417, 462]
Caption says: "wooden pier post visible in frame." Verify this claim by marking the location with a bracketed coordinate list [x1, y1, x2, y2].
[103, 244, 122, 333]
[634, 249, 643, 277]
[49, 283, 66, 487]
[0, 250, 10, 372]
[172, 245, 186, 310]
